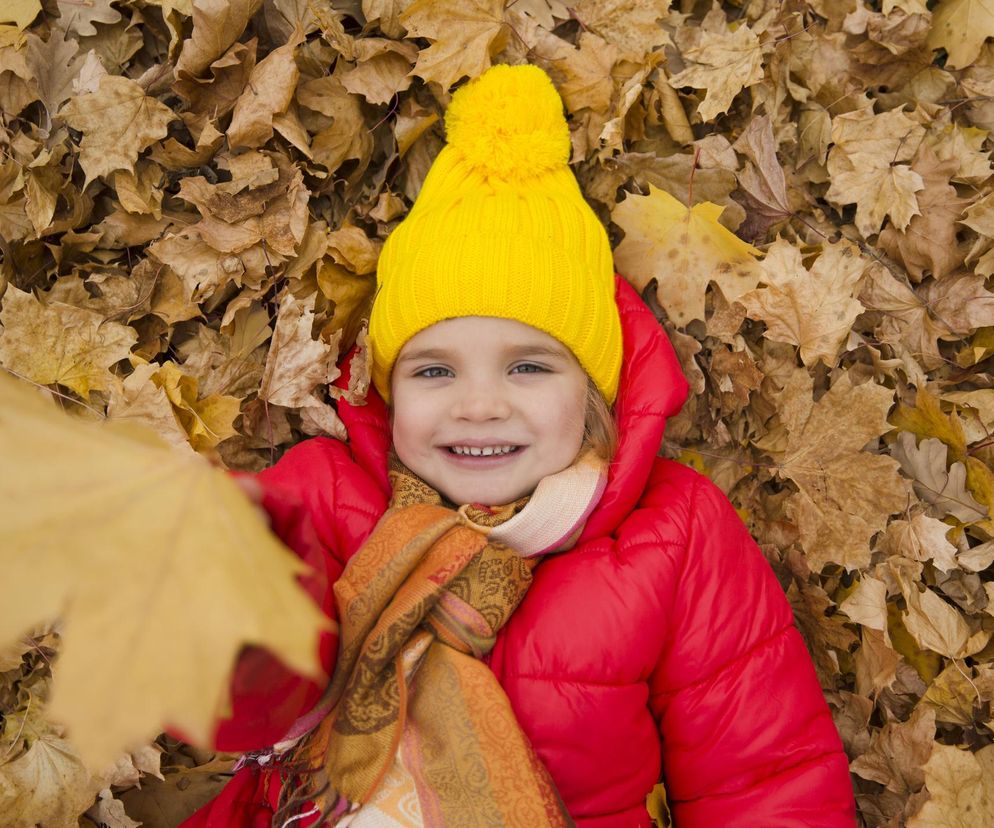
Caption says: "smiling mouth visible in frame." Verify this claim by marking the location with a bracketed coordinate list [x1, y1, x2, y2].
[445, 445, 523, 457]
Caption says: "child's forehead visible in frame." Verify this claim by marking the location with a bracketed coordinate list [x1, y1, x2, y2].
[397, 317, 572, 361]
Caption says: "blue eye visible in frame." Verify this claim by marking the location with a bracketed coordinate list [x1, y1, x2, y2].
[416, 366, 452, 378]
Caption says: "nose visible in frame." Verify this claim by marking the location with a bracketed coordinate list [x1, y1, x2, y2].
[450, 379, 512, 422]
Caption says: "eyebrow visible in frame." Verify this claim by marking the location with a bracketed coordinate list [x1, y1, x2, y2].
[396, 343, 570, 365]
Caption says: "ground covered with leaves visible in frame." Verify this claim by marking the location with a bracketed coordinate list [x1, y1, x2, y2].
[1, 0, 994, 825]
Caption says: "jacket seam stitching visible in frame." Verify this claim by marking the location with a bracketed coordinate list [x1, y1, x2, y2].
[651, 623, 795, 699]
[668, 749, 843, 806]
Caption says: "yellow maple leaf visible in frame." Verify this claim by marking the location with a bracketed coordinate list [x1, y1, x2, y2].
[928, 0, 994, 69]
[0, 0, 41, 31]
[0, 287, 137, 400]
[400, 0, 509, 89]
[151, 361, 241, 452]
[0, 372, 330, 769]
[612, 184, 762, 326]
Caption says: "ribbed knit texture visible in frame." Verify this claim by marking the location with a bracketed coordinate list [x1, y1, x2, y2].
[368, 64, 623, 404]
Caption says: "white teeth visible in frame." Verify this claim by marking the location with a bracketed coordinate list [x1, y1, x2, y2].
[450, 445, 516, 456]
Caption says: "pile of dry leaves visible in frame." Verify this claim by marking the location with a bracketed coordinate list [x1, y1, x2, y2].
[1, 0, 994, 825]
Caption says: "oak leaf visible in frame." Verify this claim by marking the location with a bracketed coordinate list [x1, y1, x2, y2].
[892, 432, 988, 523]
[0, 372, 330, 769]
[0, 287, 137, 399]
[400, 0, 509, 89]
[825, 108, 925, 236]
[612, 184, 762, 326]
[776, 368, 909, 572]
[60, 74, 175, 185]
[56, 0, 122, 37]
[739, 240, 866, 367]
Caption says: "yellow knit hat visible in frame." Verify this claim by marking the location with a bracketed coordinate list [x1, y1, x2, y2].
[368, 64, 622, 404]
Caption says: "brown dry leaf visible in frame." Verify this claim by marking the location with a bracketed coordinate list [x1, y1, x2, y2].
[119, 755, 236, 826]
[106, 361, 195, 453]
[0, 287, 137, 399]
[341, 39, 417, 105]
[176, 0, 263, 78]
[60, 74, 175, 185]
[612, 184, 762, 326]
[732, 114, 792, 238]
[908, 743, 994, 826]
[851, 704, 934, 795]
[739, 240, 866, 367]
[855, 627, 903, 696]
[840, 575, 889, 631]
[825, 108, 925, 237]
[776, 368, 909, 572]
[549, 32, 619, 114]
[572, 0, 670, 56]
[400, 0, 509, 89]
[0, 372, 330, 769]
[669, 6, 763, 122]
[883, 514, 959, 573]
[878, 148, 969, 281]
[227, 37, 299, 149]
[259, 291, 340, 408]
[859, 264, 951, 370]
[86, 789, 141, 828]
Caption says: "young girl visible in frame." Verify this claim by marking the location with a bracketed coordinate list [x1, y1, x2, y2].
[184, 65, 856, 827]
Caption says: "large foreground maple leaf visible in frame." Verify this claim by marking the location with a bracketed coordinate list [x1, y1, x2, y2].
[0, 373, 330, 769]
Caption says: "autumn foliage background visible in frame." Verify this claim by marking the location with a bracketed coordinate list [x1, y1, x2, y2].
[2, 0, 994, 824]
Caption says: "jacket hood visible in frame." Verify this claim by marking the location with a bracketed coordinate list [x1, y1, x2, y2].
[334, 276, 689, 540]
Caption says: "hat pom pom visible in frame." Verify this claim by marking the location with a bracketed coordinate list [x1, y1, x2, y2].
[445, 64, 571, 182]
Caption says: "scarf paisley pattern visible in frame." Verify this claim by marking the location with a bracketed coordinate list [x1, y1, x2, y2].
[276, 452, 607, 827]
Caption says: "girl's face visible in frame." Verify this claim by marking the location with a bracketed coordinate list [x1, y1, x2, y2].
[390, 317, 588, 505]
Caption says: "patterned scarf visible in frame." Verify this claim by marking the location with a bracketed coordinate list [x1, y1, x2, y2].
[275, 451, 608, 827]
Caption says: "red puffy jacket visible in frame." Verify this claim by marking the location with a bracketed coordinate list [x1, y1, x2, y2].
[184, 278, 856, 827]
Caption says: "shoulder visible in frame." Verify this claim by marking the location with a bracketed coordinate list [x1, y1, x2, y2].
[256, 437, 388, 563]
[614, 457, 745, 554]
